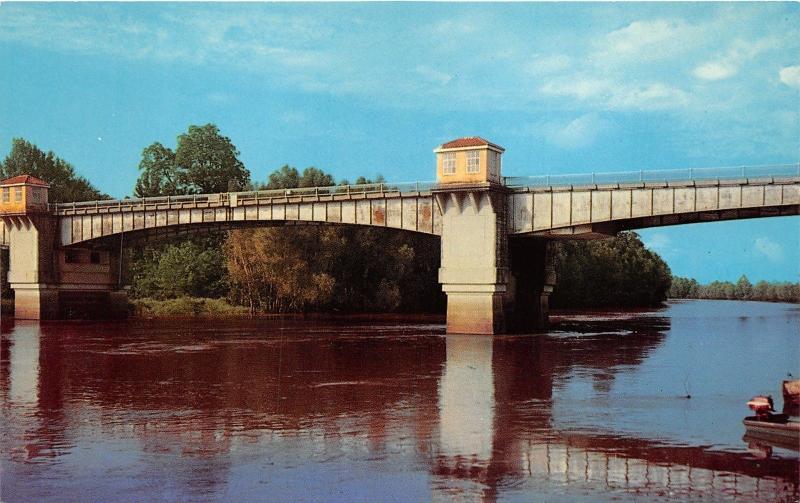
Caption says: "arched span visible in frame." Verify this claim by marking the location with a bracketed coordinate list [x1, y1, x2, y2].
[516, 206, 800, 239]
[508, 176, 800, 238]
[69, 219, 442, 249]
[55, 189, 441, 246]
[53, 175, 800, 245]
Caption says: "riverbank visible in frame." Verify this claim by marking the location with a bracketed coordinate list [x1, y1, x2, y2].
[129, 297, 448, 323]
[131, 297, 250, 318]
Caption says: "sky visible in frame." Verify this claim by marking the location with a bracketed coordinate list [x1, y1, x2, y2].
[0, 2, 798, 283]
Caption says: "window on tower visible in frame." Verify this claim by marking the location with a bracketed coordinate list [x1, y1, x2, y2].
[466, 151, 480, 174]
[443, 152, 456, 175]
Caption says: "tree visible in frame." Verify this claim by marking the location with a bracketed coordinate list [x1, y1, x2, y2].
[128, 237, 227, 299]
[225, 166, 443, 314]
[127, 124, 249, 300]
[133, 124, 250, 197]
[1, 138, 107, 202]
[133, 143, 181, 197]
[668, 277, 798, 303]
[266, 166, 335, 190]
[175, 124, 249, 193]
[734, 275, 753, 300]
[266, 165, 300, 189]
[298, 167, 335, 188]
[551, 232, 672, 308]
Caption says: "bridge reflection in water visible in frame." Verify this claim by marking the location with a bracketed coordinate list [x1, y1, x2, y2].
[436, 334, 797, 501]
[0, 312, 797, 501]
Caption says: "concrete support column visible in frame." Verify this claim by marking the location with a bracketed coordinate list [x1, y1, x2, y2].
[2, 213, 127, 320]
[2, 215, 59, 320]
[11, 285, 60, 320]
[437, 187, 509, 334]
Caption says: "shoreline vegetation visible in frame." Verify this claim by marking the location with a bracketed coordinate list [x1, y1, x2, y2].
[129, 295, 800, 320]
[669, 276, 799, 304]
[2, 128, 796, 319]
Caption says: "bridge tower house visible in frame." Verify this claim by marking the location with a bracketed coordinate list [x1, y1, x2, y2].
[0, 176, 126, 319]
[0, 175, 61, 318]
[433, 137, 553, 334]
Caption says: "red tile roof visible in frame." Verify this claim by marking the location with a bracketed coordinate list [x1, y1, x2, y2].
[0, 175, 49, 186]
[438, 137, 505, 151]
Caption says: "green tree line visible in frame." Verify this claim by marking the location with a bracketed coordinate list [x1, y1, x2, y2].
[550, 232, 672, 308]
[670, 275, 799, 303]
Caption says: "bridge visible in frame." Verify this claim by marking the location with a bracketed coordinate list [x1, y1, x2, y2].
[1, 137, 798, 332]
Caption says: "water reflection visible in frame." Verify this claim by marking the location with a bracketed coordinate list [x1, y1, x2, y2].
[438, 335, 495, 462]
[1, 305, 798, 502]
[433, 328, 798, 501]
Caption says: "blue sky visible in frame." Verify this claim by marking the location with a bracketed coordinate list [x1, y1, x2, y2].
[0, 3, 798, 283]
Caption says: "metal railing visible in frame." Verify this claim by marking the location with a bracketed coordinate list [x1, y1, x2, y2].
[50, 181, 438, 213]
[49, 162, 799, 213]
[503, 163, 800, 188]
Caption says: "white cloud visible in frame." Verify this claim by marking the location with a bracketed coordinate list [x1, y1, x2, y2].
[543, 113, 610, 149]
[693, 61, 738, 81]
[727, 37, 778, 62]
[0, 3, 797, 127]
[754, 237, 784, 262]
[692, 38, 777, 82]
[0, 6, 333, 74]
[604, 20, 676, 55]
[415, 65, 453, 86]
[608, 83, 689, 111]
[779, 65, 800, 89]
[594, 19, 699, 63]
[540, 78, 687, 111]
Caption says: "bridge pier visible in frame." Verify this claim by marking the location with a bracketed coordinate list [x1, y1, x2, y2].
[3, 214, 60, 319]
[1, 176, 127, 320]
[436, 186, 510, 334]
[436, 185, 556, 334]
[1, 213, 127, 320]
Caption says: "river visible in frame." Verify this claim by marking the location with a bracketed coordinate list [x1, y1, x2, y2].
[1, 300, 798, 502]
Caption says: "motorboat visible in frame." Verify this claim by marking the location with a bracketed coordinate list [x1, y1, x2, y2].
[742, 380, 800, 451]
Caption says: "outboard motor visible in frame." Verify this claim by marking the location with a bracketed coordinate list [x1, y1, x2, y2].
[747, 395, 775, 419]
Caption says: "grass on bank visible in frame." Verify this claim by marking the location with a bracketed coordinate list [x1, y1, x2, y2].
[131, 297, 250, 318]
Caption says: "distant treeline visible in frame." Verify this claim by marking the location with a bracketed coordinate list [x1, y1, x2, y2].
[670, 276, 800, 303]
[2, 128, 674, 314]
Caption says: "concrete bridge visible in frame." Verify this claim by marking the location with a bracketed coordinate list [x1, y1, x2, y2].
[1, 138, 798, 333]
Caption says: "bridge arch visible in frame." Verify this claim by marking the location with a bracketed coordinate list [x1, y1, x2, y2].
[508, 177, 800, 238]
[54, 186, 442, 247]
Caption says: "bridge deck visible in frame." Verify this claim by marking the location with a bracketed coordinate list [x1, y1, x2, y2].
[0, 164, 795, 247]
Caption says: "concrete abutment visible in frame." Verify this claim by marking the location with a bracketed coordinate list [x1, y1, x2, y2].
[2, 213, 127, 320]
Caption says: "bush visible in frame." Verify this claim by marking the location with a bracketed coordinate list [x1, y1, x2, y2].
[131, 297, 249, 318]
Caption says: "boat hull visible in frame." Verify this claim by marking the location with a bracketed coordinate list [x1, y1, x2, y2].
[743, 416, 800, 451]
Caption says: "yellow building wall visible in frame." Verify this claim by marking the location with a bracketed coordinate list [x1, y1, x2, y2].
[0, 185, 27, 214]
[0, 185, 48, 214]
[436, 148, 492, 184]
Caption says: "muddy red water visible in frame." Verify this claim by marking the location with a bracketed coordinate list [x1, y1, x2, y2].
[1, 300, 798, 502]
